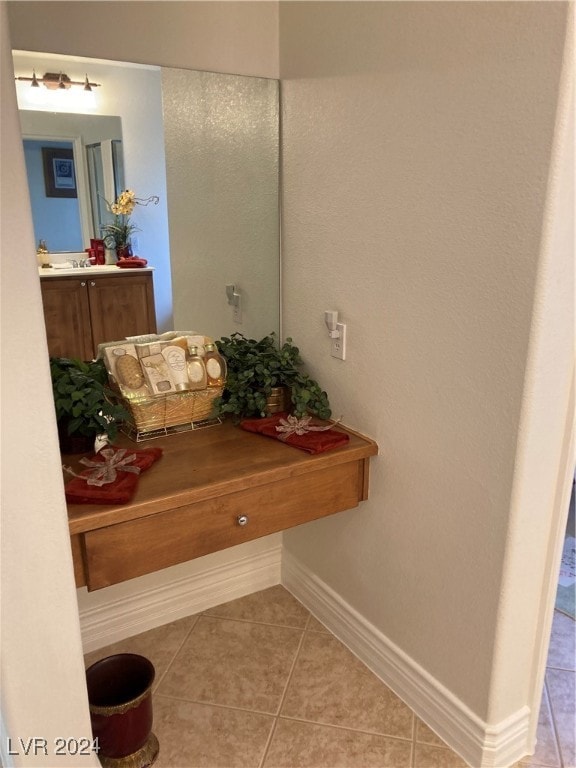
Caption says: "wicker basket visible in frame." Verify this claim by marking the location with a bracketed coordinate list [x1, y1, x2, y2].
[99, 332, 225, 441]
[119, 387, 223, 441]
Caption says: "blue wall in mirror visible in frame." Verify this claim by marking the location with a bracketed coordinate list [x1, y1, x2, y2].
[23, 139, 83, 252]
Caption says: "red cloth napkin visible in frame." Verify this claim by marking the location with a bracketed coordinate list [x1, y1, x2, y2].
[240, 413, 349, 454]
[64, 446, 163, 505]
[116, 257, 148, 268]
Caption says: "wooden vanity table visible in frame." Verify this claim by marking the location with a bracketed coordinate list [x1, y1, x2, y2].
[68, 421, 378, 591]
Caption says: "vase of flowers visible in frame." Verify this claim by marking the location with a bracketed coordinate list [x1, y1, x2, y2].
[100, 189, 159, 260]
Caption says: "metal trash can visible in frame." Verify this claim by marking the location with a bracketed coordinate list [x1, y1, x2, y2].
[85, 653, 159, 768]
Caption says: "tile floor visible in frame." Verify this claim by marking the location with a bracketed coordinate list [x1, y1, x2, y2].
[85, 586, 575, 768]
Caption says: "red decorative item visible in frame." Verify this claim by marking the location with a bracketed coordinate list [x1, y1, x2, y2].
[240, 413, 350, 454]
[64, 446, 163, 504]
[90, 239, 106, 265]
[116, 257, 148, 268]
[116, 244, 133, 260]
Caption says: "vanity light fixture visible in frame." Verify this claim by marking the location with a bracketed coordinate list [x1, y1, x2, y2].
[15, 71, 101, 91]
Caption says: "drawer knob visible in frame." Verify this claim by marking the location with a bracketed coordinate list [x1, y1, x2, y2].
[80, 281, 86, 287]
[90, 281, 96, 287]
[237, 515, 249, 527]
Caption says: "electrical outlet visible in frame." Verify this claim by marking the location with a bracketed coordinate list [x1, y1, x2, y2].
[331, 322, 346, 360]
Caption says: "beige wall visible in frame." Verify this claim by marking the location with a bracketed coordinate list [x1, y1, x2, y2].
[0, 5, 98, 764]
[279, 0, 571, 727]
[2, 2, 573, 764]
[494, 29, 574, 732]
[7, 1, 279, 79]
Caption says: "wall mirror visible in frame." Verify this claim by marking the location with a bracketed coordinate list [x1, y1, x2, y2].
[21, 111, 124, 253]
[13, 50, 280, 341]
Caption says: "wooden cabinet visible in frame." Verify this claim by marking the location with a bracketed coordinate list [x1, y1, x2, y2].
[40, 272, 157, 360]
[67, 421, 378, 591]
[40, 277, 94, 360]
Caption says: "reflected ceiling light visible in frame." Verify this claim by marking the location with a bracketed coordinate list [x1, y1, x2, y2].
[15, 71, 101, 91]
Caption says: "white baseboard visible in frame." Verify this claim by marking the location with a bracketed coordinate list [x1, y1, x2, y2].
[281, 550, 531, 768]
[79, 543, 282, 652]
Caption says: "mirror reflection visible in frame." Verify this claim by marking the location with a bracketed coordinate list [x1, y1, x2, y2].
[24, 137, 83, 251]
[162, 67, 279, 341]
[20, 111, 124, 252]
[14, 51, 280, 340]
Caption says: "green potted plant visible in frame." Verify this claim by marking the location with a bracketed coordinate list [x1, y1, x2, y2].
[50, 357, 129, 453]
[214, 333, 332, 421]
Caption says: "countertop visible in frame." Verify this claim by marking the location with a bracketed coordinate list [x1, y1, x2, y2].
[39, 264, 154, 277]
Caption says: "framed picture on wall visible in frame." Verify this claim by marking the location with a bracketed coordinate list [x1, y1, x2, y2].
[42, 147, 77, 198]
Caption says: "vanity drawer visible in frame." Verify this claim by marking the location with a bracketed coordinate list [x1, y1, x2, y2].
[83, 461, 361, 590]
